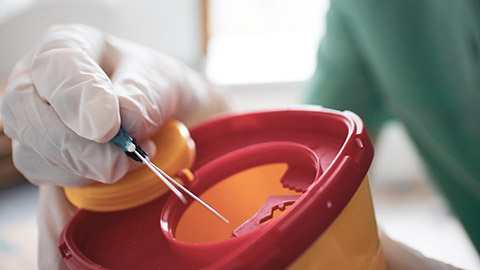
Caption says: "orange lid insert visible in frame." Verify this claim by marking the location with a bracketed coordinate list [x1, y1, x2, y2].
[64, 120, 195, 212]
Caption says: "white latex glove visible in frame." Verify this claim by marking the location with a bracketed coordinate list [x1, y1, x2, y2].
[2, 24, 228, 188]
[380, 230, 463, 270]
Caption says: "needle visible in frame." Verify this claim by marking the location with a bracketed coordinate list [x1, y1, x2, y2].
[148, 161, 230, 224]
[132, 149, 188, 204]
[111, 126, 229, 224]
[131, 148, 229, 224]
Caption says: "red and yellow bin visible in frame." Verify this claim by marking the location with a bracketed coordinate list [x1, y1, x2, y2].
[59, 107, 386, 270]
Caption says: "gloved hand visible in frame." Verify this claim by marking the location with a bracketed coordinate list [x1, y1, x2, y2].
[380, 230, 462, 270]
[2, 24, 228, 187]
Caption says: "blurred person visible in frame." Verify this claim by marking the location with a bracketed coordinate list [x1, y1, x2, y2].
[306, 0, 480, 267]
[1, 2, 476, 269]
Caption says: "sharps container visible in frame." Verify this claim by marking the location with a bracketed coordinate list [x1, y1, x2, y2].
[59, 107, 386, 269]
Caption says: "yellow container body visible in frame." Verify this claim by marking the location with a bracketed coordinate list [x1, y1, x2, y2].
[288, 177, 386, 270]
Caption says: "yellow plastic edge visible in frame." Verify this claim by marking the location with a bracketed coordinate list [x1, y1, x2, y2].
[287, 176, 386, 270]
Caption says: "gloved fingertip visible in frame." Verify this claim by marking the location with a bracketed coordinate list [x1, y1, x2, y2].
[89, 112, 122, 143]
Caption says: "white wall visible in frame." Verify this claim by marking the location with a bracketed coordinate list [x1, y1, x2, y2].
[0, 0, 204, 79]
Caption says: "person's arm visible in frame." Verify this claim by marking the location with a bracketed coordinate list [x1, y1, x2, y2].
[305, 1, 391, 137]
[307, 2, 464, 269]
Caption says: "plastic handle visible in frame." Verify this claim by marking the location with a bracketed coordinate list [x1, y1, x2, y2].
[111, 126, 135, 152]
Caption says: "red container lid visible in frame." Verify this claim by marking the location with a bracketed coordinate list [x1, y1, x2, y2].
[58, 107, 373, 270]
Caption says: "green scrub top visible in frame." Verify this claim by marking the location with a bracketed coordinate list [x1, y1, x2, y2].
[306, 0, 480, 253]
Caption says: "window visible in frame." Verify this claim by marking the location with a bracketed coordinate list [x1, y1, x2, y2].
[204, 0, 329, 85]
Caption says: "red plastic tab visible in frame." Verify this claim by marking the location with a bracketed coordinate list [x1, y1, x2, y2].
[232, 195, 301, 237]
